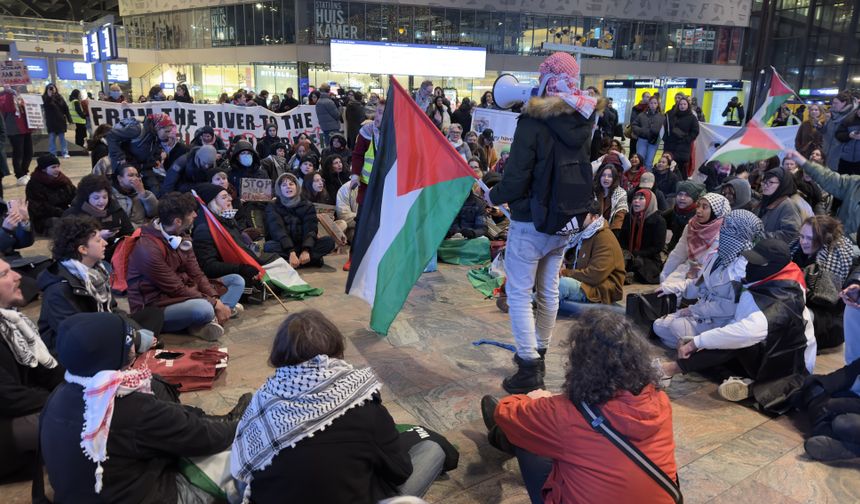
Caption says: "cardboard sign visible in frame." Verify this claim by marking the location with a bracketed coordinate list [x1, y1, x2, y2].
[0, 61, 31, 86]
[21, 94, 44, 129]
[240, 178, 273, 202]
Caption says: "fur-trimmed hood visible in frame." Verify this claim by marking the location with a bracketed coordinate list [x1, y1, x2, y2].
[523, 95, 607, 120]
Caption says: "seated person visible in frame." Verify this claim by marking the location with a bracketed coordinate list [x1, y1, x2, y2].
[40, 312, 238, 503]
[319, 133, 351, 167]
[190, 125, 227, 152]
[844, 265, 860, 366]
[654, 210, 764, 348]
[558, 201, 625, 313]
[795, 358, 860, 462]
[232, 309, 451, 503]
[660, 239, 817, 410]
[0, 199, 46, 305]
[628, 171, 668, 212]
[63, 174, 133, 261]
[112, 163, 158, 228]
[38, 215, 162, 352]
[481, 310, 677, 504]
[161, 145, 218, 195]
[719, 177, 754, 211]
[447, 185, 487, 239]
[336, 180, 359, 243]
[757, 167, 802, 243]
[127, 193, 241, 341]
[619, 189, 666, 285]
[790, 215, 859, 350]
[0, 259, 63, 482]
[260, 142, 290, 182]
[448, 123, 472, 160]
[293, 154, 319, 187]
[25, 154, 76, 235]
[593, 164, 628, 238]
[264, 174, 335, 268]
[660, 193, 731, 294]
[287, 139, 313, 172]
[620, 153, 645, 192]
[256, 122, 284, 160]
[302, 172, 334, 205]
[192, 183, 278, 286]
[228, 140, 270, 200]
[698, 160, 735, 192]
[653, 153, 681, 205]
[591, 139, 631, 175]
[322, 154, 351, 199]
[663, 180, 706, 252]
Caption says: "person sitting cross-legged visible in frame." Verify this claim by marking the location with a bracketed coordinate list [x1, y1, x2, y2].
[127, 192, 244, 341]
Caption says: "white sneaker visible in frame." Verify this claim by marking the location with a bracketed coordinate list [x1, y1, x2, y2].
[16, 175, 29, 186]
[230, 303, 244, 319]
[718, 376, 754, 402]
[190, 320, 224, 341]
[62, 153, 70, 159]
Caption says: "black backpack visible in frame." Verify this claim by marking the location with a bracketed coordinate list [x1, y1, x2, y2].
[529, 128, 594, 235]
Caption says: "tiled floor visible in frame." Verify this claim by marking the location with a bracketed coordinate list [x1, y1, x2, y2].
[3, 154, 859, 503]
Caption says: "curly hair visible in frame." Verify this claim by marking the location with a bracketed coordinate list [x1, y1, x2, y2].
[563, 310, 660, 405]
[51, 215, 101, 261]
[321, 154, 344, 178]
[74, 174, 113, 206]
[157, 192, 198, 225]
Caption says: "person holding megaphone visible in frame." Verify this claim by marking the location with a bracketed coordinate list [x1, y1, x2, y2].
[486, 52, 602, 394]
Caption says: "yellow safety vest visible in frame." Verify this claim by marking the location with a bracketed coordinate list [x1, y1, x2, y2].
[726, 106, 740, 123]
[70, 99, 86, 125]
[360, 139, 376, 184]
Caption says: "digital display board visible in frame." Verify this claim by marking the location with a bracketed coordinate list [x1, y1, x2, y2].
[83, 24, 118, 62]
[330, 39, 486, 78]
[56, 60, 94, 81]
[23, 58, 49, 79]
[94, 62, 129, 82]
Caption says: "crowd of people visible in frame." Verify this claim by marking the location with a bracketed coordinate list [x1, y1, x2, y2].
[2, 58, 860, 503]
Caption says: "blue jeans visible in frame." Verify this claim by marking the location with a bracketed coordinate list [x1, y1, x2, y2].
[514, 446, 553, 504]
[636, 138, 659, 170]
[161, 274, 245, 331]
[505, 220, 569, 360]
[846, 306, 860, 365]
[47, 132, 68, 156]
[396, 440, 446, 497]
[557, 276, 590, 314]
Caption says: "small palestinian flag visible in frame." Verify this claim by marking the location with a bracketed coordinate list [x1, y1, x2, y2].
[346, 76, 476, 334]
[751, 67, 798, 125]
[709, 120, 785, 165]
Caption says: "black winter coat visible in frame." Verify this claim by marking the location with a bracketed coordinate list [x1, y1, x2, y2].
[345, 101, 367, 147]
[249, 396, 411, 504]
[488, 96, 595, 223]
[41, 383, 236, 504]
[265, 199, 320, 256]
[42, 95, 71, 134]
[63, 200, 134, 261]
[89, 140, 109, 168]
[663, 109, 699, 162]
[448, 192, 488, 238]
[451, 108, 472, 133]
[25, 174, 76, 234]
[161, 146, 212, 195]
[192, 212, 277, 281]
[619, 211, 667, 284]
[256, 133, 284, 160]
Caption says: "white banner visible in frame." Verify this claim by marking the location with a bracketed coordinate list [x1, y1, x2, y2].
[21, 94, 45, 130]
[87, 100, 322, 147]
[471, 108, 519, 156]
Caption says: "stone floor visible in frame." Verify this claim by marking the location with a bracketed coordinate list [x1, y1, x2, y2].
[3, 152, 860, 503]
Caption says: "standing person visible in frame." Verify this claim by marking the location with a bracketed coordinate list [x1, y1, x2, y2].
[486, 52, 598, 394]
[174, 83, 193, 103]
[148, 85, 166, 102]
[316, 83, 342, 147]
[835, 105, 860, 176]
[690, 96, 705, 122]
[345, 91, 366, 149]
[447, 123, 472, 160]
[662, 96, 699, 178]
[427, 95, 451, 134]
[796, 103, 825, 155]
[0, 88, 33, 185]
[632, 96, 664, 169]
[68, 89, 87, 147]
[107, 83, 126, 103]
[721, 96, 744, 126]
[627, 92, 650, 157]
[823, 91, 858, 172]
[25, 154, 76, 235]
[451, 98, 473, 134]
[350, 99, 385, 207]
[279, 87, 300, 112]
[414, 80, 434, 113]
[479, 91, 496, 109]
[42, 83, 72, 158]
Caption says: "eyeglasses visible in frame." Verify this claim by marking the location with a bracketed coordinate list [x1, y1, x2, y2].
[763, 179, 780, 187]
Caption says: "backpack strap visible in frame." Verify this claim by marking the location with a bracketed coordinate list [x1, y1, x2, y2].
[575, 400, 682, 504]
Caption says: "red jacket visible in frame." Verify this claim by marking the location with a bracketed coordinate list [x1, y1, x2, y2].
[495, 385, 677, 504]
[126, 224, 221, 312]
[0, 92, 30, 135]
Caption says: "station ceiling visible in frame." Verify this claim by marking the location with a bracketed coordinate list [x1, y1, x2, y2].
[0, 0, 119, 22]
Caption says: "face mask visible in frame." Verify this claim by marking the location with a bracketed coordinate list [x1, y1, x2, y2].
[239, 153, 253, 167]
[220, 208, 238, 219]
[109, 91, 121, 99]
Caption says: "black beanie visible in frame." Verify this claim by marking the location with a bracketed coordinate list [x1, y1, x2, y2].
[741, 238, 791, 284]
[37, 153, 60, 171]
[195, 183, 227, 204]
[57, 313, 134, 377]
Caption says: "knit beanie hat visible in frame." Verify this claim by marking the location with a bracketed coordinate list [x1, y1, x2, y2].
[676, 180, 706, 201]
[57, 313, 135, 377]
[195, 183, 226, 205]
[195, 145, 218, 168]
[37, 153, 60, 171]
[150, 113, 174, 131]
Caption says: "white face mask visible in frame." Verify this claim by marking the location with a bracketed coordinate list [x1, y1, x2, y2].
[727, 256, 748, 283]
[220, 208, 238, 219]
[239, 153, 253, 167]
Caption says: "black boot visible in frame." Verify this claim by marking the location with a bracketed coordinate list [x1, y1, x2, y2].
[537, 348, 547, 379]
[502, 355, 544, 395]
[208, 392, 253, 423]
[481, 395, 515, 454]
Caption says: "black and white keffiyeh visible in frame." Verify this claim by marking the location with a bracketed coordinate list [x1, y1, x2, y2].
[230, 355, 381, 484]
[815, 235, 859, 285]
[0, 308, 57, 369]
[716, 209, 764, 269]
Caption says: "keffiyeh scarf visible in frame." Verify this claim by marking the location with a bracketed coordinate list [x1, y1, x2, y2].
[567, 216, 606, 268]
[231, 355, 382, 484]
[716, 210, 764, 269]
[65, 368, 153, 493]
[0, 308, 57, 369]
[797, 235, 860, 285]
[61, 259, 112, 311]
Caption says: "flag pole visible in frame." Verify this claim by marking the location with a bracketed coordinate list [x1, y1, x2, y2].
[262, 280, 290, 313]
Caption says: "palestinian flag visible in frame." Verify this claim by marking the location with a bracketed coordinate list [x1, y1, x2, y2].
[346, 77, 476, 334]
[708, 120, 785, 165]
[751, 67, 798, 125]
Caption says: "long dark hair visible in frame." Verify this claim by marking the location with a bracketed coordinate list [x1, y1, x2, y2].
[564, 310, 660, 405]
[593, 164, 621, 195]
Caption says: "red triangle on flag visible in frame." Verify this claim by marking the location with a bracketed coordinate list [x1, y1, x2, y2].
[389, 77, 476, 196]
[769, 70, 794, 98]
[739, 120, 783, 151]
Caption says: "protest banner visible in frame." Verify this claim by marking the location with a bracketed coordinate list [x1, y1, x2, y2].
[88, 100, 323, 148]
[0, 61, 30, 86]
[240, 178, 273, 202]
[471, 108, 519, 156]
[21, 94, 45, 129]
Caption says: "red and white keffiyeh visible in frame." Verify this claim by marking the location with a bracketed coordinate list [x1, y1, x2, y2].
[538, 52, 598, 119]
[65, 368, 153, 493]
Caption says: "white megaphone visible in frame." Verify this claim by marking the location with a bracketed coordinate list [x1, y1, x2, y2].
[492, 73, 539, 110]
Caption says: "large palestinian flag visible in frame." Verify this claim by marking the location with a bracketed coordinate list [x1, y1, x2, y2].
[708, 120, 785, 165]
[751, 66, 798, 126]
[346, 77, 476, 334]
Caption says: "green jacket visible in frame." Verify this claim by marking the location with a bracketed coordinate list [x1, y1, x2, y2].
[802, 161, 860, 237]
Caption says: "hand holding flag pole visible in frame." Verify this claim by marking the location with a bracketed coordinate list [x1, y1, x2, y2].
[477, 179, 511, 219]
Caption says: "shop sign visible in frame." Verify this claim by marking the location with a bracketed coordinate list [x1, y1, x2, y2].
[211, 6, 236, 47]
[21, 94, 44, 129]
[603, 79, 657, 89]
[665, 78, 697, 88]
[0, 61, 30, 86]
[705, 80, 743, 91]
[240, 178, 273, 202]
[314, 1, 358, 40]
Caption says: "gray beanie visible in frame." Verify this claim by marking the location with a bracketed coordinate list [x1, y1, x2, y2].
[195, 145, 218, 168]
